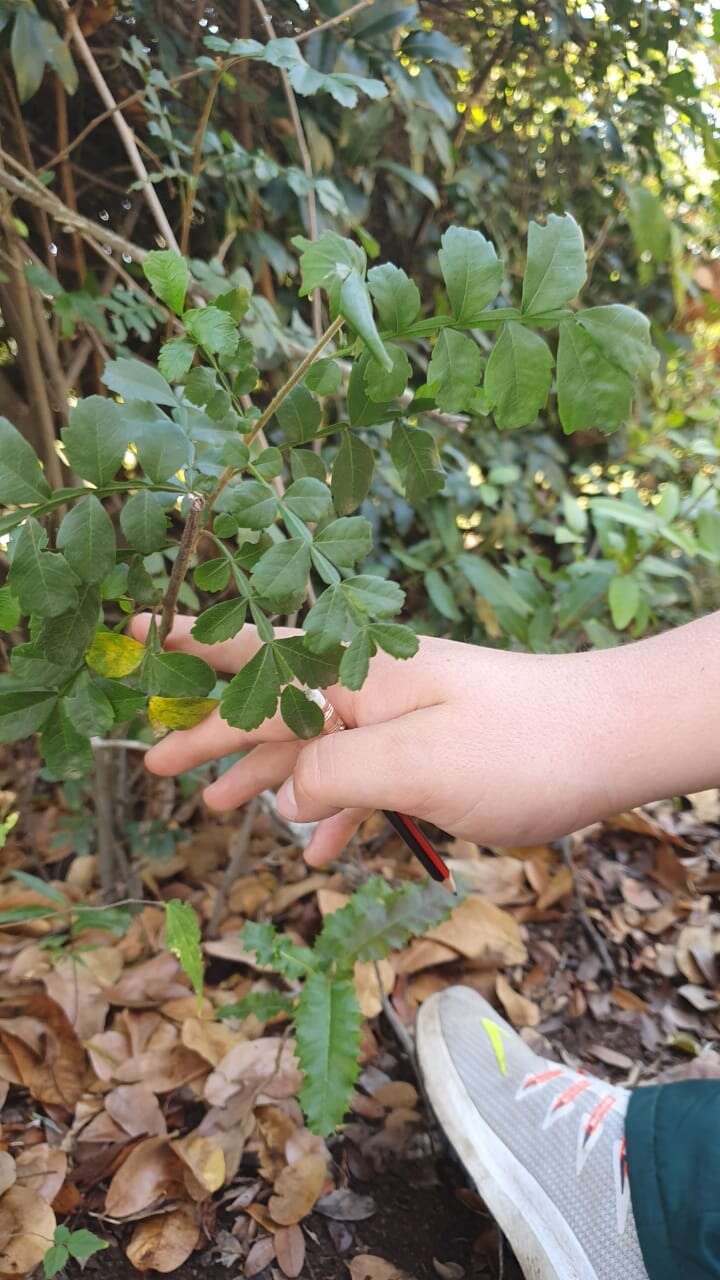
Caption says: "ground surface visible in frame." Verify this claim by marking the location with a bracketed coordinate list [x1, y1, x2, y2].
[0, 743, 718, 1280]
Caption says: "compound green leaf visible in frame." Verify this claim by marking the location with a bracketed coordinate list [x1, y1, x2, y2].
[192, 599, 248, 644]
[9, 518, 79, 617]
[65, 671, 114, 737]
[295, 972, 361, 1136]
[221, 643, 281, 730]
[522, 213, 586, 315]
[343, 575, 404, 618]
[143, 651, 216, 697]
[0, 586, 21, 632]
[390, 422, 444, 502]
[0, 417, 51, 505]
[303, 585, 350, 651]
[102, 358, 177, 407]
[0, 688, 57, 744]
[339, 629, 374, 690]
[368, 622, 418, 659]
[293, 230, 365, 300]
[185, 306, 238, 358]
[276, 385, 322, 445]
[331, 433, 374, 515]
[557, 319, 632, 434]
[158, 337, 196, 383]
[41, 703, 93, 779]
[608, 575, 640, 630]
[314, 517, 372, 568]
[427, 329, 482, 412]
[57, 495, 116, 584]
[251, 539, 312, 604]
[305, 358, 342, 396]
[339, 270, 392, 372]
[62, 396, 129, 486]
[438, 226, 503, 322]
[274, 635, 343, 688]
[283, 478, 333, 523]
[142, 250, 189, 316]
[120, 491, 168, 553]
[367, 262, 421, 335]
[314, 876, 453, 968]
[576, 306, 658, 380]
[484, 322, 553, 429]
[36, 586, 100, 675]
[364, 344, 411, 402]
[280, 685, 325, 739]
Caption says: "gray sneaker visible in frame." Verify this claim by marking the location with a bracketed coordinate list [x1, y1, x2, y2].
[417, 987, 648, 1280]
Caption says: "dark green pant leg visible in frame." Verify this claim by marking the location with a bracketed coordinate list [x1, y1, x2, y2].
[627, 1082, 720, 1280]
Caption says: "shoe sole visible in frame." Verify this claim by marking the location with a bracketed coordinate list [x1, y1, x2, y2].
[417, 993, 598, 1280]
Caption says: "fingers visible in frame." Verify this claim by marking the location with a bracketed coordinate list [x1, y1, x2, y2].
[203, 742, 302, 812]
[129, 613, 301, 675]
[275, 706, 446, 824]
[144, 703, 297, 776]
[304, 809, 370, 867]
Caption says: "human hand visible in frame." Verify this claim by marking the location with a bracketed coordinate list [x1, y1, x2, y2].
[131, 614, 619, 866]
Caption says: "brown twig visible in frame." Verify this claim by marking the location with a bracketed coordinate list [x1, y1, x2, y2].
[179, 68, 223, 256]
[561, 837, 615, 977]
[295, 0, 375, 41]
[54, 74, 86, 284]
[208, 314, 344, 511]
[1, 233, 64, 489]
[58, 0, 180, 253]
[0, 71, 58, 279]
[158, 496, 205, 645]
[253, 0, 322, 337]
[208, 797, 260, 938]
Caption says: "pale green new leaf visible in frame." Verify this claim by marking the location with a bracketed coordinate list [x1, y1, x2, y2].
[390, 422, 445, 502]
[9, 519, 79, 618]
[0, 417, 51, 505]
[521, 213, 586, 315]
[438, 226, 503, 322]
[165, 900, 204, 1002]
[57, 495, 116, 584]
[158, 337, 196, 383]
[367, 263, 421, 335]
[142, 250, 190, 316]
[295, 972, 362, 1136]
[292, 231, 365, 299]
[484, 322, 553, 429]
[185, 306, 238, 358]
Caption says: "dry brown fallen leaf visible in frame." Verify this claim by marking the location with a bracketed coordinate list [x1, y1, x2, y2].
[107, 953, 188, 1006]
[445, 856, 528, 905]
[373, 1081, 418, 1110]
[426, 896, 527, 966]
[0, 1155, 15, 1200]
[354, 959, 395, 1018]
[125, 1206, 201, 1273]
[621, 878, 661, 912]
[495, 975, 539, 1029]
[245, 1235, 276, 1277]
[274, 1223, 305, 1278]
[0, 994, 87, 1108]
[116, 1046, 208, 1095]
[393, 938, 458, 976]
[0, 1184, 56, 1275]
[181, 1016, 242, 1067]
[536, 866, 573, 911]
[42, 955, 111, 1040]
[268, 1153, 328, 1226]
[105, 1084, 168, 1137]
[105, 1137, 185, 1218]
[173, 1134, 225, 1198]
[205, 1038, 301, 1107]
[348, 1255, 413, 1280]
[14, 1144, 67, 1204]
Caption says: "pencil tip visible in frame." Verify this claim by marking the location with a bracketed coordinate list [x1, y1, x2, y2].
[444, 871, 457, 894]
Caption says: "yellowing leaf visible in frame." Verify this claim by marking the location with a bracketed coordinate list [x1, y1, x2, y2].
[86, 631, 145, 677]
[125, 1206, 200, 1273]
[0, 1185, 56, 1275]
[148, 696, 219, 730]
[173, 1134, 225, 1196]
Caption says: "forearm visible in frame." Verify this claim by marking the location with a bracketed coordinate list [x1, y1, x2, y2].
[581, 611, 720, 817]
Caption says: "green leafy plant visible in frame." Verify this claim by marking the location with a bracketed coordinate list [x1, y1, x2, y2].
[0, 215, 656, 775]
[217, 876, 455, 1135]
[43, 1227, 107, 1279]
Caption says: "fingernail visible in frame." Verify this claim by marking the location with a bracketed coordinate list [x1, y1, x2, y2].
[276, 778, 298, 820]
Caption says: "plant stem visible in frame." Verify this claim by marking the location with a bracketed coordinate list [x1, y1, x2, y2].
[93, 743, 120, 900]
[159, 496, 205, 645]
[208, 314, 344, 511]
[179, 68, 223, 256]
[58, 0, 180, 254]
[295, 0, 375, 41]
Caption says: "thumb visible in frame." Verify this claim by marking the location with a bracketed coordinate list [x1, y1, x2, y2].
[275, 706, 443, 824]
